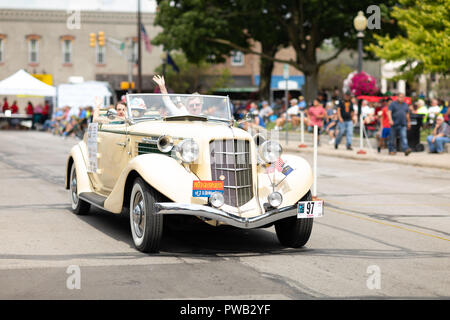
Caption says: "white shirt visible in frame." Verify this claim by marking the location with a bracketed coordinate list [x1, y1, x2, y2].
[287, 104, 299, 116]
[361, 105, 375, 118]
[428, 106, 441, 118]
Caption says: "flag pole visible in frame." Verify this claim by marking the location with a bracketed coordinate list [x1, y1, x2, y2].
[137, 0, 142, 93]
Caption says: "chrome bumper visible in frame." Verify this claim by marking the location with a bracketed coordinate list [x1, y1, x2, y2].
[153, 203, 298, 229]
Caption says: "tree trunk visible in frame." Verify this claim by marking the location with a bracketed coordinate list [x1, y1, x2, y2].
[258, 44, 278, 101]
[303, 66, 319, 105]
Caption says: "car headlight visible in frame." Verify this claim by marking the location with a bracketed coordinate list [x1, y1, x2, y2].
[268, 192, 283, 208]
[175, 139, 199, 163]
[209, 192, 224, 208]
[259, 140, 282, 163]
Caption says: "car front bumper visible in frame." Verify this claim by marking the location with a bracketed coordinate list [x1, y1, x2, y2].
[154, 202, 298, 229]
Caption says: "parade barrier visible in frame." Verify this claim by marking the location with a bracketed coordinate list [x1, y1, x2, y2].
[298, 111, 307, 148]
[357, 113, 367, 155]
[312, 125, 318, 199]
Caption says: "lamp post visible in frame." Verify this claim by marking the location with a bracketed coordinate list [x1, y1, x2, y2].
[353, 11, 367, 73]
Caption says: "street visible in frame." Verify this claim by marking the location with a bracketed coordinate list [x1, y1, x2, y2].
[0, 130, 449, 299]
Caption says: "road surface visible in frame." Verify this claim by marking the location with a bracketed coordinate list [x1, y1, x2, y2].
[0, 131, 449, 299]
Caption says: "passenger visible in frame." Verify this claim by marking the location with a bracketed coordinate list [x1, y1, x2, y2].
[93, 97, 128, 124]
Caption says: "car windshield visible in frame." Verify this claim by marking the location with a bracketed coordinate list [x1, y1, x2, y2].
[126, 93, 232, 121]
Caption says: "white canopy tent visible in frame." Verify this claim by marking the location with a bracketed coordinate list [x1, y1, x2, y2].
[57, 81, 113, 110]
[0, 69, 56, 97]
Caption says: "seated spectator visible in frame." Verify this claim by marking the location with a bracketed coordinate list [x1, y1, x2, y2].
[428, 99, 442, 125]
[274, 98, 300, 130]
[427, 115, 450, 153]
[259, 101, 274, 124]
[298, 96, 307, 112]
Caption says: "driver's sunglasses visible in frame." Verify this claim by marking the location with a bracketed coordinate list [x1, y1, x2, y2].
[188, 103, 202, 108]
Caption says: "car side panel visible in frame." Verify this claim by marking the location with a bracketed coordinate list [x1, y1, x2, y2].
[103, 153, 206, 214]
[65, 143, 94, 194]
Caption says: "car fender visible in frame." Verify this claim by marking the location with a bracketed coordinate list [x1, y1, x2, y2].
[65, 142, 94, 194]
[103, 153, 205, 214]
[257, 154, 313, 208]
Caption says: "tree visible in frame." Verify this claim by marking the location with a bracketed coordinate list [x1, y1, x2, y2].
[153, 0, 399, 103]
[154, 53, 232, 94]
[368, 0, 449, 80]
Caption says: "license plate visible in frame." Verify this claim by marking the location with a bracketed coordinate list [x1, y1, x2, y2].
[297, 201, 323, 218]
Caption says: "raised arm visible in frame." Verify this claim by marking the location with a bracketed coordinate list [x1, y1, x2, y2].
[153, 75, 187, 116]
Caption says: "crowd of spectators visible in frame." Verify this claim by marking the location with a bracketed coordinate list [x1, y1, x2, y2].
[231, 91, 450, 154]
[2, 92, 449, 154]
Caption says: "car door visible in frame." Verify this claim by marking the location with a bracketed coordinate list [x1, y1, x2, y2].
[94, 122, 130, 193]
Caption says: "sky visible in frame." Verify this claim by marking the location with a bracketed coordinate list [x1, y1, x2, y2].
[0, 0, 157, 12]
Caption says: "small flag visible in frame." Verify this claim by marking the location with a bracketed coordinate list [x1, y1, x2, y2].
[167, 53, 180, 73]
[281, 165, 294, 176]
[275, 157, 285, 172]
[140, 23, 152, 53]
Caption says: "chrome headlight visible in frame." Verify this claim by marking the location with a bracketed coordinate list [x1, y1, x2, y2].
[268, 192, 283, 208]
[259, 140, 282, 163]
[209, 192, 225, 208]
[175, 139, 199, 163]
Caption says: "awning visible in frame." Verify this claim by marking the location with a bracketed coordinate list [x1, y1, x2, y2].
[0, 69, 56, 96]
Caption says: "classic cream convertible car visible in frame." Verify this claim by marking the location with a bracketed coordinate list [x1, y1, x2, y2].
[65, 94, 322, 253]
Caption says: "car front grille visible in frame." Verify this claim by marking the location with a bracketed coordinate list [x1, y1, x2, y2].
[209, 139, 253, 207]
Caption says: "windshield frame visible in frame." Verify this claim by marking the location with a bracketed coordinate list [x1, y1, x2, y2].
[125, 93, 232, 122]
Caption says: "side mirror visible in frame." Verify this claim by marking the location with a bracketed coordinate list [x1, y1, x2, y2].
[106, 108, 117, 120]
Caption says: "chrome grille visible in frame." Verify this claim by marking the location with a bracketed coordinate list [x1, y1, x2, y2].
[210, 139, 253, 207]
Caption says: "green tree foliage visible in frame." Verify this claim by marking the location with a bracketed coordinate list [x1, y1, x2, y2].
[153, 0, 399, 102]
[368, 0, 450, 79]
[155, 53, 232, 94]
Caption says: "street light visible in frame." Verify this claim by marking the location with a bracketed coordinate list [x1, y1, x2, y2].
[353, 11, 367, 73]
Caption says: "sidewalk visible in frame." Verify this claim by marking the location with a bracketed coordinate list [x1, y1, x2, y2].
[279, 132, 450, 171]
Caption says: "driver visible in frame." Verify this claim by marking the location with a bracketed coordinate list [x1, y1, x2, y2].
[153, 75, 202, 116]
[185, 94, 204, 115]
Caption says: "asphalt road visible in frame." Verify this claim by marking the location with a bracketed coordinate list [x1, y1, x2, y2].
[0, 130, 449, 299]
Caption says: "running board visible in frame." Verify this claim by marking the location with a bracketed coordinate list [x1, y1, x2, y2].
[79, 192, 107, 210]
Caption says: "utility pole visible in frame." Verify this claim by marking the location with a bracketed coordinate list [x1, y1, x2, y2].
[137, 0, 142, 93]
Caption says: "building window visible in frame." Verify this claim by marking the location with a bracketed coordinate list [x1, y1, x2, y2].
[62, 39, 72, 64]
[29, 39, 39, 64]
[0, 39, 3, 63]
[96, 45, 106, 64]
[231, 51, 244, 66]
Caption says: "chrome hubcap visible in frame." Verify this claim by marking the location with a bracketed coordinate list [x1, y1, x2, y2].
[71, 169, 78, 206]
[132, 193, 145, 238]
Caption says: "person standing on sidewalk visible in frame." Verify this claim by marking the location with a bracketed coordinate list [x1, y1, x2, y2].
[377, 100, 391, 153]
[334, 92, 354, 150]
[307, 98, 327, 145]
[387, 93, 412, 156]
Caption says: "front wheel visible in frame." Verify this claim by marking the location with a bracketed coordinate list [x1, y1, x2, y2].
[69, 164, 90, 215]
[275, 190, 313, 248]
[129, 177, 163, 253]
